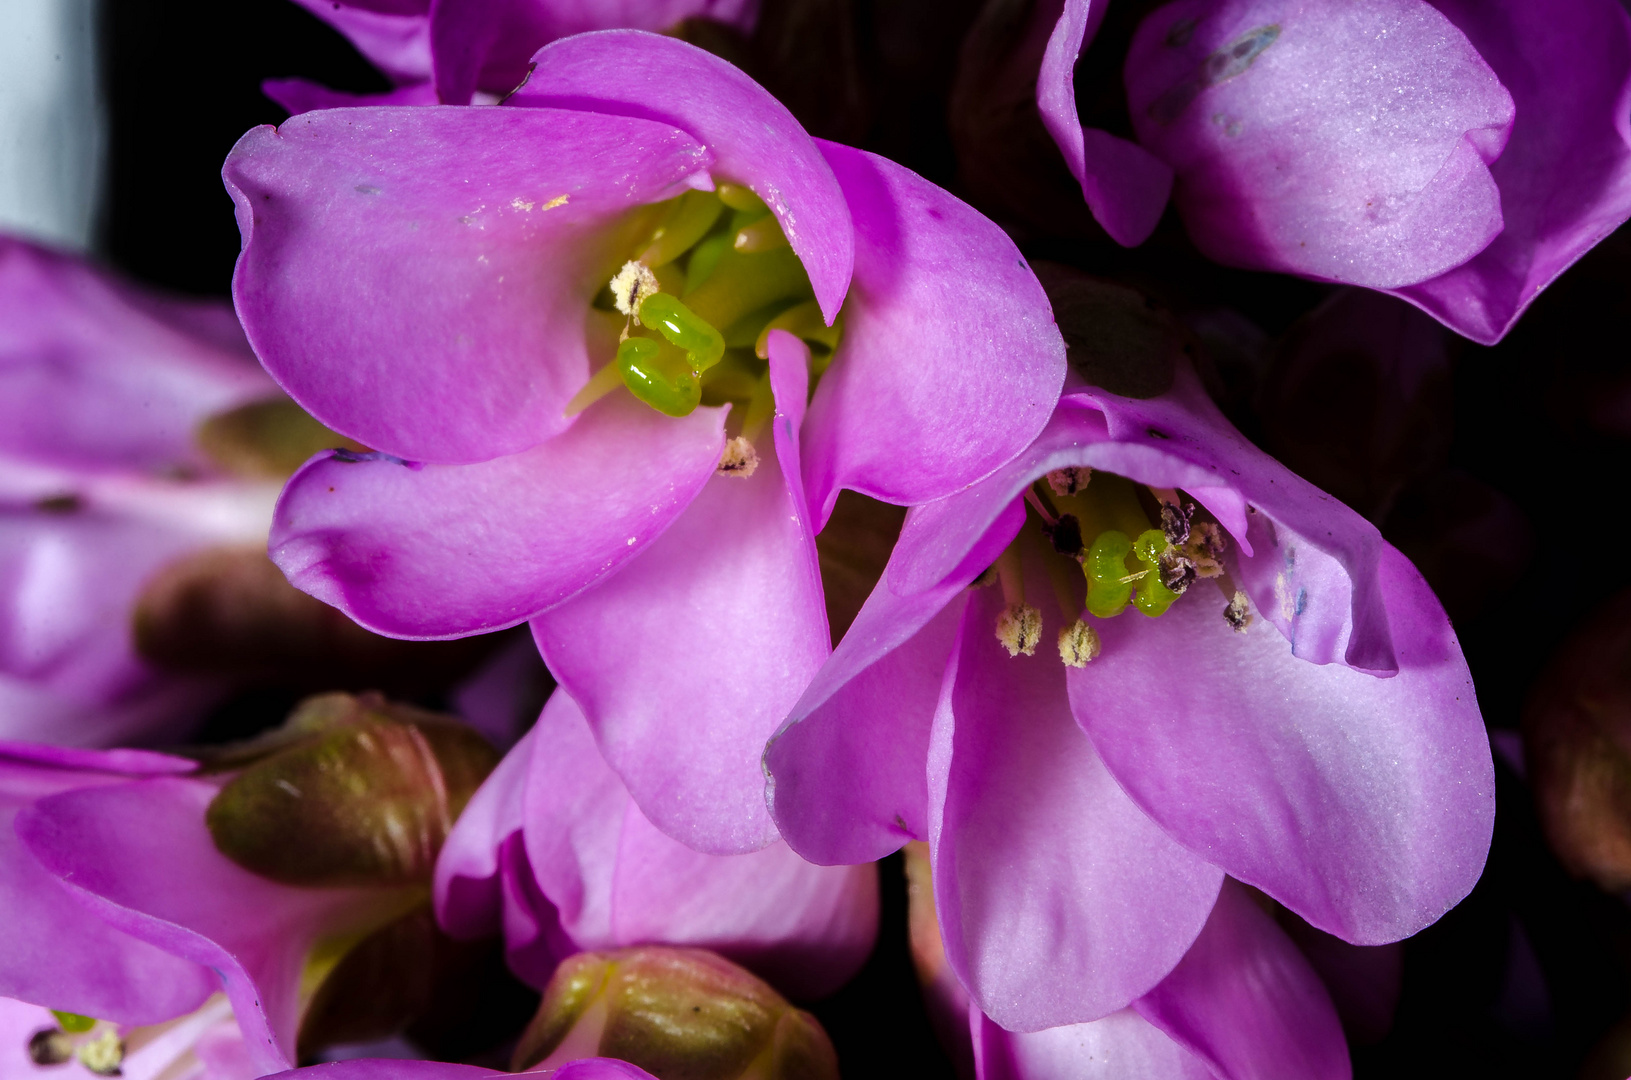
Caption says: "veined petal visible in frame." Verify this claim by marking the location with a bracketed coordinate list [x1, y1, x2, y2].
[511, 31, 854, 323]
[225, 106, 713, 463]
[17, 778, 385, 1075]
[534, 334, 827, 854]
[930, 585, 1222, 1032]
[1068, 546, 1491, 944]
[801, 142, 1065, 525]
[1133, 881, 1351, 1080]
[268, 392, 726, 639]
[1126, 0, 1513, 289]
[1037, 0, 1174, 246]
[1391, 0, 1631, 344]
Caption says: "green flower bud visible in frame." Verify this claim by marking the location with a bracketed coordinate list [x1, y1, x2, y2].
[512, 947, 839, 1080]
[205, 692, 499, 887]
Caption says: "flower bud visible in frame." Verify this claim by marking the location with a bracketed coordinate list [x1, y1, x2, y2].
[205, 692, 499, 886]
[512, 947, 838, 1080]
[1523, 588, 1631, 892]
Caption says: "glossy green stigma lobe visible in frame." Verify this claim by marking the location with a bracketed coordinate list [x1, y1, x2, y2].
[617, 336, 701, 417]
[639, 293, 725, 373]
[1086, 531, 1135, 617]
[1131, 529, 1180, 616]
[51, 1012, 95, 1034]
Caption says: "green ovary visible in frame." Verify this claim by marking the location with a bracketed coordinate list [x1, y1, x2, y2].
[593, 184, 840, 419]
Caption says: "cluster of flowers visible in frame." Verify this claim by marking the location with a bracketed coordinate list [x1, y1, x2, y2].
[6, 0, 1631, 1077]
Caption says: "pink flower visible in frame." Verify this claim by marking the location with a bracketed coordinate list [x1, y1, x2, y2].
[227, 31, 1064, 854]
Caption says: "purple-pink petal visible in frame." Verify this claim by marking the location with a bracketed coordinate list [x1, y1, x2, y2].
[0, 745, 213, 1025]
[533, 335, 827, 854]
[268, 391, 725, 639]
[1068, 545, 1492, 944]
[261, 79, 440, 115]
[509, 31, 854, 324]
[1389, 0, 1631, 343]
[1125, 0, 1514, 289]
[285, 0, 434, 84]
[971, 1007, 1212, 1080]
[1037, 0, 1174, 246]
[930, 583, 1222, 1032]
[225, 105, 712, 463]
[765, 500, 1025, 867]
[519, 691, 878, 998]
[17, 777, 383, 1075]
[799, 142, 1065, 524]
[1133, 881, 1351, 1080]
[0, 236, 271, 474]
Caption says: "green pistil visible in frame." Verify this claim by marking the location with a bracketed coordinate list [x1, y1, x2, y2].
[51, 1012, 96, 1034]
[1057, 473, 1187, 620]
[591, 182, 838, 420]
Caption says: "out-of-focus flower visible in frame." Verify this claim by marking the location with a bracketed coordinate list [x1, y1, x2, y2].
[1039, 0, 1631, 344]
[227, 31, 1064, 855]
[0, 743, 217, 1025]
[261, 1054, 661, 1080]
[266, 0, 760, 112]
[10, 694, 499, 1076]
[510, 945, 838, 1080]
[0, 235, 491, 748]
[0, 236, 277, 746]
[1522, 587, 1631, 894]
[2, 993, 258, 1080]
[906, 841, 1349, 1079]
[435, 688, 877, 1000]
[765, 319, 1490, 1031]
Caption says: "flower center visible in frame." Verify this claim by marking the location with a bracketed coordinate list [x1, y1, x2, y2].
[566, 184, 842, 430]
[986, 468, 1254, 666]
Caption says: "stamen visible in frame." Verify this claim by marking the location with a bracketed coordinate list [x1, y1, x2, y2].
[715, 183, 766, 212]
[1157, 497, 1193, 545]
[75, 1030, 124, 1076]
[29, 1029, 74, 1066]
[564, 360, 626, 417]
[1058, 620, 1101, 667]
[991, 544, 1042, 656]
[638, 190, 724, 267]
[754, 300, 842, 370]
[996, 604, 1042, 657]
[1223, 589, 1253, 632]
[610, 261, 661, 323]
[1022, 488, 1057, 525]
[718, 436, 759, 478]
[734, 216, 792, 253]
[1047, 467, 1091, 496]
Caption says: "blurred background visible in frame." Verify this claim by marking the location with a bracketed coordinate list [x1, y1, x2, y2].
[7, 0, 1631, 1076]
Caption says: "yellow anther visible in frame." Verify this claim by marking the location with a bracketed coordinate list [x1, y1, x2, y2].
[996, 603, 1043, 657]
[1058, 620, 1101, 667]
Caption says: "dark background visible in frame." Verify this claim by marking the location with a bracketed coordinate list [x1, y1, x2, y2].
[95, 1, 1631, 1077]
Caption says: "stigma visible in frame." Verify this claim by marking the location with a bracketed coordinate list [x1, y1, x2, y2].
[569, 183, 843, 424]
[990, 468, 1254, 664]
